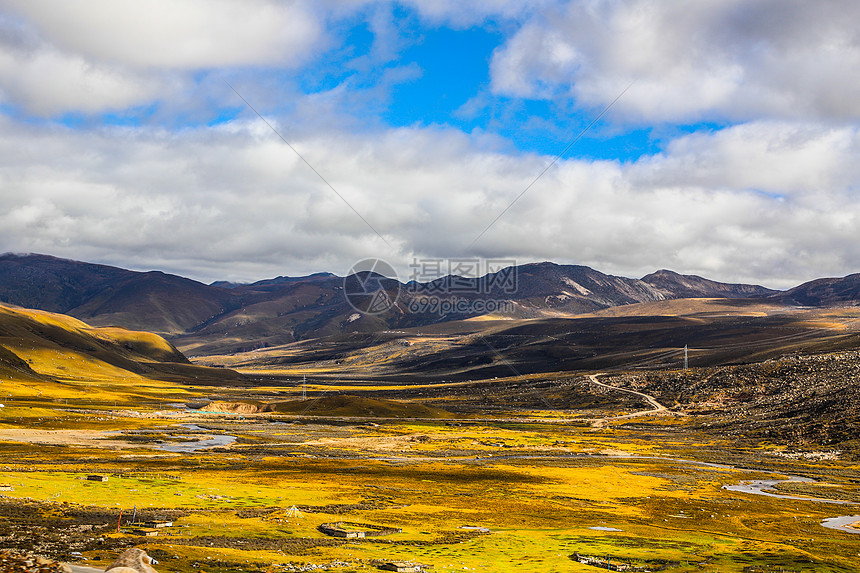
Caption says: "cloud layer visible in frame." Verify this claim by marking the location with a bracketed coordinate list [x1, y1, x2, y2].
[0, 1, 859, 289]
[1, 115, 858, 288]
[0, 0, 322, 114]
[491, 0, 860, 122]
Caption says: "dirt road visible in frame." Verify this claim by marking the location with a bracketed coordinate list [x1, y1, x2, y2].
[587, 373, 676, 425]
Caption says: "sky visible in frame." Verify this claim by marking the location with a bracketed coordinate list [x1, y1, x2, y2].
[1, 0, 860, 289]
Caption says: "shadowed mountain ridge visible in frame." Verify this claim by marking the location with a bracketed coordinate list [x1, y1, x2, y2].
[3, 253, 858, 355]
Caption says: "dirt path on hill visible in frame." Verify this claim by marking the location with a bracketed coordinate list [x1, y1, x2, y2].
[587, 373, 678, 426]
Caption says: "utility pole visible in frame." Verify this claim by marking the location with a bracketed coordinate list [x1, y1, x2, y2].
[302, 375, 307, 400]
[684, 345, 688, 370]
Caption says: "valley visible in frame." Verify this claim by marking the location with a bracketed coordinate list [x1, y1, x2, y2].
[2, 257, 860, 571]
[3, 381, 860, 572]
[3, 2, 859, 571]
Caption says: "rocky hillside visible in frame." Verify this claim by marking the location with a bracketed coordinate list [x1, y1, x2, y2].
[602, 351, 860, 445]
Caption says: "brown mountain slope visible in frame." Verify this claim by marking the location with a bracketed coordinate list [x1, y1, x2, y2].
[179, 264, 781, 354]
[205, 302, 860, 382]
[0, 254, 236, 335]
[0, 254, 805, 357]
[774, 273, 860, 307]
[0, 302, 244, 387]
[641, 269, 777, 299]
[69, 270, 235, 334]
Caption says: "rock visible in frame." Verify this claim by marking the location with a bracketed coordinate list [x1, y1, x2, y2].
[105, 549, 158, 573]
[0, 550, 72, 573]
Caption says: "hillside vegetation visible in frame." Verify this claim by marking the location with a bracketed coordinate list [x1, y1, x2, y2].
[0, 303, 244, 405]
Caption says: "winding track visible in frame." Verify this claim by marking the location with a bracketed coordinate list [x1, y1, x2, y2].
[587, 373, 674, 423]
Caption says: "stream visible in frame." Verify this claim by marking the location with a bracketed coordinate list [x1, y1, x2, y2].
[821, 515, 860, 535]
[723, 475, 860, 535]
[158, 424, 236, 453]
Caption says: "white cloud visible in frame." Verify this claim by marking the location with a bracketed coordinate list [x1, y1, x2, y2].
[490, 0, 860, 122]
[0, 115, 859, 288]
[1, 0, 323, 69]
[635, 122, 860, 197]
[0, 0, 326, 115]
[0, 37, 167, 115]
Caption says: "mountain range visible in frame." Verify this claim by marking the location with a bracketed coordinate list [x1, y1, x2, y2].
[1, 253, 858, 355]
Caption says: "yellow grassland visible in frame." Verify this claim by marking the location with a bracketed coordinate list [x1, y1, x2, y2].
[1, 406, 859, 572]
[0, 304, 859, 571]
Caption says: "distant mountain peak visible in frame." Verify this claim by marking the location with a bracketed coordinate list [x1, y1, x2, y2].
[644, 269, 681, 278]
[247, 272, 338, 288]
[5, 253, 858, 355]
[641, 269, 777, 299]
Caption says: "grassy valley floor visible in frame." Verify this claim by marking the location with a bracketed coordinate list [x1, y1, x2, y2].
[1, 303, 859, 571]
[1, 398, 859, 572]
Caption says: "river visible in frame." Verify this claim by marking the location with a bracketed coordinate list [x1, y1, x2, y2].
[158, 424, 236, 453]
